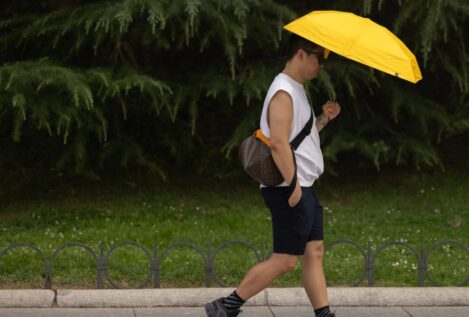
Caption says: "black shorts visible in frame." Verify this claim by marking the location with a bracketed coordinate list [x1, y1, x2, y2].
[261, 186, 324, 256]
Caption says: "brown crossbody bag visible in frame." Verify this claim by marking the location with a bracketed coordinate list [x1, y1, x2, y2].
[238, 109, 313, 196]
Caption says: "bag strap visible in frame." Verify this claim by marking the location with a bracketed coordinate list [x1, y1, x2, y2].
[257, 108, 313, 149]
[287, 108, 313, 196]
[287, 146, 298, 197]
[289, 109, 314, 150]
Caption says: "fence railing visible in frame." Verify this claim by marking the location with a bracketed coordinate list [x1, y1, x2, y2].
[1, 240, 468, 288]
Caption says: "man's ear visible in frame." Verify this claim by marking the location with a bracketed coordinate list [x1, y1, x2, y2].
[296, 49, 305, 61]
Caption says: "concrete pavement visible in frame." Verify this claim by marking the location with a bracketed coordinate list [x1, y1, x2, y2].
[2, 307, 469, 317]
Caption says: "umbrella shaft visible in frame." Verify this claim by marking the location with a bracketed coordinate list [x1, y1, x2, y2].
[336, 62, 352, 101]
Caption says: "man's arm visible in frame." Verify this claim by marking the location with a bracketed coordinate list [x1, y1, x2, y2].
[269, 91, 302, 207]
[315, 113, 329, 133]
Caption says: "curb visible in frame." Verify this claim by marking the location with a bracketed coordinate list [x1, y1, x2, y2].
[0, 290, 55, 308]
[1, 288, 469, 308]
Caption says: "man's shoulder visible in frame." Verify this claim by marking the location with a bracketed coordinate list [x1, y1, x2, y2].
[268, 75, 295, 98]
[270, 90, 292, 105]
[271, 73, 295, 88]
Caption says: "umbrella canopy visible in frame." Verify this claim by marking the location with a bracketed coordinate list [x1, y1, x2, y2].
[284, 10, 422, 83]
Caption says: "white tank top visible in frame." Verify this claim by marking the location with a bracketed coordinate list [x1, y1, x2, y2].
[259, 73, 324, 187]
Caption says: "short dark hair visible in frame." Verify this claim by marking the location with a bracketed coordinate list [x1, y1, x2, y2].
[285, 33, 322, 61]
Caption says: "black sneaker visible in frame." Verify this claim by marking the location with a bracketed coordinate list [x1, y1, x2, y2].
[204, 297, 242, 317]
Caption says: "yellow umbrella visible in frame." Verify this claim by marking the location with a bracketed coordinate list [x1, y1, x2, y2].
[284, 10, 422, 83]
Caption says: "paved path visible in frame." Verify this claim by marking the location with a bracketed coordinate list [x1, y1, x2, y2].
[1, 307, 469, 317]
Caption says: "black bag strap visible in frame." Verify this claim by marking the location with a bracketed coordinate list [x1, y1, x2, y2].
[290, 109, 314, 150]
[287, 108, 313, 197]
[287, 146, 298, 197]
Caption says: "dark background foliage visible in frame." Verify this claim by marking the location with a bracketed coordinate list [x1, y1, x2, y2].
[0, 0, 468, 182]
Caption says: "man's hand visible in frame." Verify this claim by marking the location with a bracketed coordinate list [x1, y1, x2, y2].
[288, 181, 302, 207]
[316, 101, 341, 132]
[322, 100, 341, 120]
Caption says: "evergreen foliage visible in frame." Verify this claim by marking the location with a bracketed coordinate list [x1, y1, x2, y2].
[0, 0, 467, 178]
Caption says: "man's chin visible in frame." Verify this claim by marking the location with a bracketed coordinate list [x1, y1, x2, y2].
[312, 70, 322, 79]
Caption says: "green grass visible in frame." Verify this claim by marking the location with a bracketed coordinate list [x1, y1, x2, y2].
[0, 168, 468, 289]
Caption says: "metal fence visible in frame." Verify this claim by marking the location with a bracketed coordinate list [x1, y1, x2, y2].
[1, 240, 468, 289]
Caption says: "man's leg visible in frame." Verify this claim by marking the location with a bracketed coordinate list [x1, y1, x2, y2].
[236, 253, 298, 300]
[205, 253, 298, 317]
[301, 240, 329, 309]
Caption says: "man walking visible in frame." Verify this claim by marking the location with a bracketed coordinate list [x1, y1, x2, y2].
[205, 34, 341, 317]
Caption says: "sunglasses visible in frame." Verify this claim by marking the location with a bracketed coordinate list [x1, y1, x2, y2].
[303, 49, 326, 64]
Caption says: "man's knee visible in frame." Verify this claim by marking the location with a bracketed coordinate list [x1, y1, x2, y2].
[272, 255, 298, 274]
[305, 241, 325, 261]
